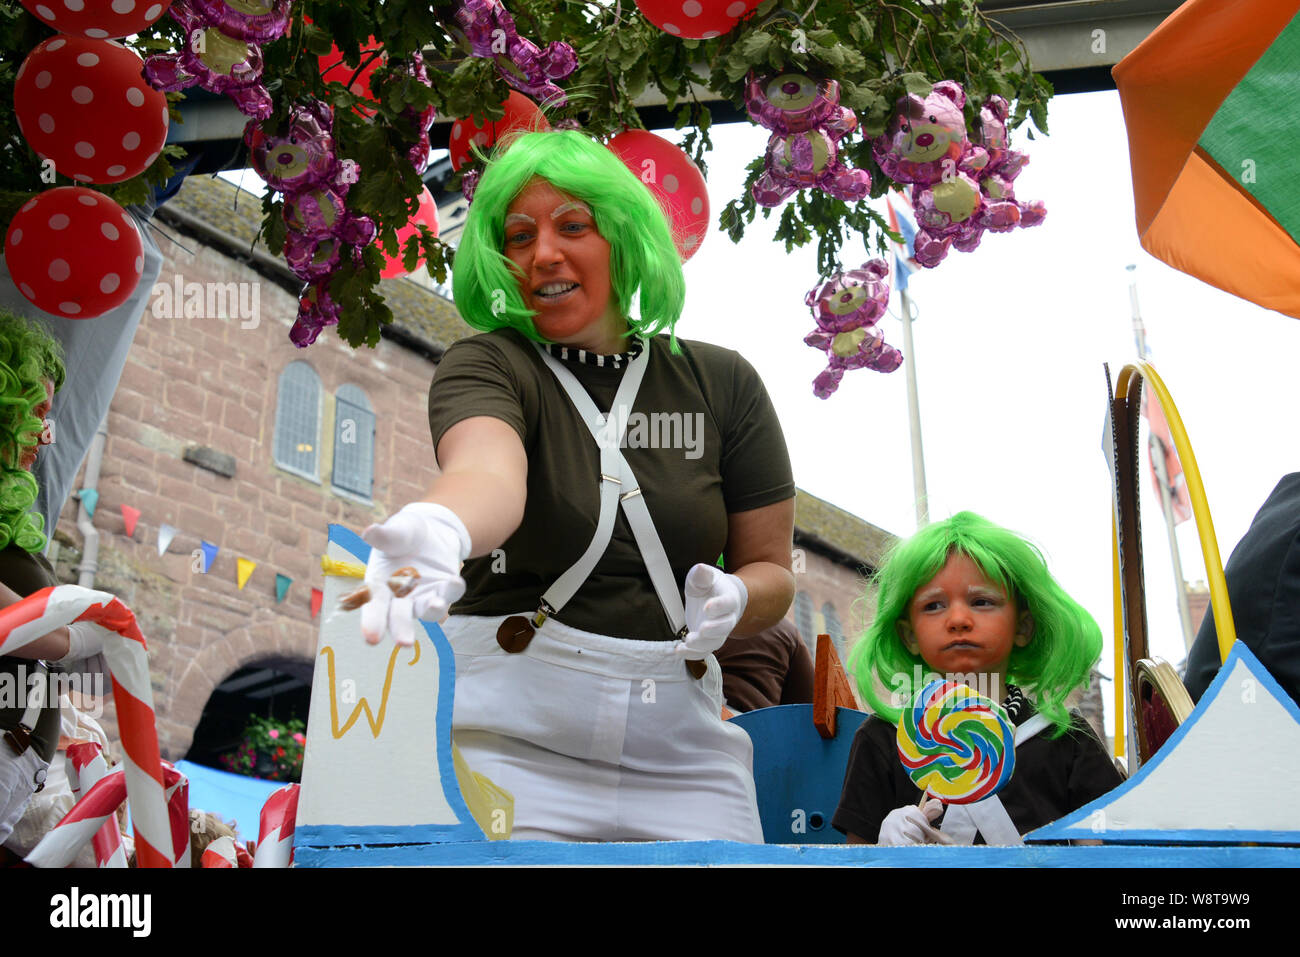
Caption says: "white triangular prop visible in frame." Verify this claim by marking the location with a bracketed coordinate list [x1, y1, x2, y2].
[1031, 643, 1300, 843]
[157, 523, 177, 557]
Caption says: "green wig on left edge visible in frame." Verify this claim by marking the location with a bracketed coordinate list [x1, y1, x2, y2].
[0, 309, 65, 553]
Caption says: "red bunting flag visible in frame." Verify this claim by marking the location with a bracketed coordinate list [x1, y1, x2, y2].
[120, 504, 141, 538]
[310, 588, 323, 619]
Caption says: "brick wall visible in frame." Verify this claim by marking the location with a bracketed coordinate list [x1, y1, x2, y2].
[54, 231, 440, 759]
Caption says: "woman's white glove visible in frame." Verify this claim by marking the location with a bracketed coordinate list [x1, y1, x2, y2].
[57, 621, 104, 663]
[359, 503, 472, 647]
[675, 563, 748, 660]
[878, 799, 950, 846]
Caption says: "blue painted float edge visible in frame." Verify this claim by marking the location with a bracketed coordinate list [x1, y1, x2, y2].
[314, 525, 485, 846]
[1030, 642, 1300, 842]
[292, 840, 1300, 868]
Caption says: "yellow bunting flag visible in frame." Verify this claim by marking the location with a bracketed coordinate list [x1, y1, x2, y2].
[236, 557, 257, 590]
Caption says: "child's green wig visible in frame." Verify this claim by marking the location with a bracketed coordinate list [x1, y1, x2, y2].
[0, 310, 65, 553]
[451, 129, 686, 345]
[847, 511, 1102, 736]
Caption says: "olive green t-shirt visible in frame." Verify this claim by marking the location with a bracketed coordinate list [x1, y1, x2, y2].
[427, 329, 795, 642]
[0, 544, 60, 762]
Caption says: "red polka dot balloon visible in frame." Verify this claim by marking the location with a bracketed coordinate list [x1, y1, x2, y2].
[635, 0, 759, 40]
[448, 92, 549, 171]
[14, 36, 169, 184]
[18, 0, 174, 39]
[4, 187, 144, 319]
[607, 130, 710, 262]
[318, 37, 384, 116]
[380, 185, 440, 279]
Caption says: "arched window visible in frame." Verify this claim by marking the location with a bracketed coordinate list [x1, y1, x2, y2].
[793, 590, 814, 655]
[332, 384, 375, 500]
[822, 601, 846, 660]
[273, 362, 321, 481]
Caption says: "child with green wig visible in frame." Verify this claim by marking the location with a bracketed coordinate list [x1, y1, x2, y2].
[832, 511, 1123, 845]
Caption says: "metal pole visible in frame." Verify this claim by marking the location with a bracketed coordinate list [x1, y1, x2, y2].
[1128, 264, 1195, 652]
[1150, 434, 1197, 651]
[899, 286, 929, 528]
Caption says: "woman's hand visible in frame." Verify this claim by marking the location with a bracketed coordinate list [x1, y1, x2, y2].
[359, 503, 472, 647]
[676, 564, 748, 659]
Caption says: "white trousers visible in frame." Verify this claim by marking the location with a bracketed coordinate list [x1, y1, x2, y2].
[444, 613, 764, 843]
[0, 746, 47, 847]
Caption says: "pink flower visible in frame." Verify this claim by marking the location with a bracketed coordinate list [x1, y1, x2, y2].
[268, 729, 280, 739]
[292, 732, 305, 745]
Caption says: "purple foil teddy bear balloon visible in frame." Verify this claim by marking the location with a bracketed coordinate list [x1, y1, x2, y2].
[745, 72, 871, 207]
[143, 0, 294, 119]
[452, 0, 577, 106]
[245, 102, 377, 347]
[802, 259, 902, 399]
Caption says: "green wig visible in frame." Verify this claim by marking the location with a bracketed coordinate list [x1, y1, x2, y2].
[847, 511, 1102, 737]
[452, 129, 686, 346]
[0, 309, 65, 553]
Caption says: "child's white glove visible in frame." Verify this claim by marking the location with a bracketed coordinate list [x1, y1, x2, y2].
[675, 563, 748, 660]
[878, 799, 951, 846]
[359, 503, 472, 647]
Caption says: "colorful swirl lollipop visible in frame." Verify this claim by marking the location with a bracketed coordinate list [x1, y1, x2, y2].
[896, 679, 1015, 804]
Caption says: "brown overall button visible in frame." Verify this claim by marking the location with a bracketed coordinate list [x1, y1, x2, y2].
[496, 616, 535, 653]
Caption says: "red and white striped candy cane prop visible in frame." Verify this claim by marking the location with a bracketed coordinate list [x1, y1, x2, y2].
[65, 741, 127, 868]
[0, 585, 172, 867]
[26, 762, 189, 867]
[200, 835, 254, 868]
[253, 783, 300, 868]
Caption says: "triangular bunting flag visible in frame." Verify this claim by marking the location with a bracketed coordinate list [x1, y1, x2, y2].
[236, 558, 257, 590]
[78, 488, 98, 517]
[120, 504, 141, 538]
[275, 574, 291, 604]
[200, 541, 219, 574]
[157, 523, 177, 557]
[310, 587, 323, 619]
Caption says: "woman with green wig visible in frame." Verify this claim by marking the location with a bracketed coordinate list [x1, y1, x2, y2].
[0, 310, 106, 848]
[353, 129, 796, 842]
[832, 511, 1124, 846]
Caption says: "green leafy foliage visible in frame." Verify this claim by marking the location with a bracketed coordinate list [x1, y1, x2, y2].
[0, 0, 1050, 348]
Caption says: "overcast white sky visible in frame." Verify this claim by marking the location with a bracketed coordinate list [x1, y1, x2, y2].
[675, 89, 1300, 737]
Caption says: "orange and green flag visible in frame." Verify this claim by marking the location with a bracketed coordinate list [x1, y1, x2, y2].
[1114, 0, 1300, 318]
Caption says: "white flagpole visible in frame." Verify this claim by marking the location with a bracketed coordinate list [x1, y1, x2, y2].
[899, 283, 929, 528]
[1127, 264, 1195, 651]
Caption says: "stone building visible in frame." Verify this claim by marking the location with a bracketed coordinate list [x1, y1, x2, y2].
[49, 174, 897, 765]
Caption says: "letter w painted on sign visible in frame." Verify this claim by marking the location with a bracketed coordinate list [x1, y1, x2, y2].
[319, 641, 420, 739]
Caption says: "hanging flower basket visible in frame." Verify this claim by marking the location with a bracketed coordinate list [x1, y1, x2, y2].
[219, 714, 306, 782]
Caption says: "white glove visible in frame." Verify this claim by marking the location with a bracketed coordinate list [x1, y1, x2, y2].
[878, 799, 950, 846]
[675, 563, 748, 660]
[359, 503, 472, 647]
[56, 621, 104, 663]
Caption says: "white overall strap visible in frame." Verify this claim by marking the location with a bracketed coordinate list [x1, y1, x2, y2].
[19, 661, 47, 734]
[533, 344, 688, 635]
[939, 711, 1052, 846]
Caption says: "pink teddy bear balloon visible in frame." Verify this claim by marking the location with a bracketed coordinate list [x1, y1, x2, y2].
[144, 0, 293, 119]
[802, 259, 902, 398]
[745, 72, 871, 207]
[451, 0, 577, 106]
[873, 80, 985, 186]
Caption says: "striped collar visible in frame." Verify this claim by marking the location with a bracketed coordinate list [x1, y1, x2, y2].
[1003, 684, 1030, 725]
[543, 337, 644, 369]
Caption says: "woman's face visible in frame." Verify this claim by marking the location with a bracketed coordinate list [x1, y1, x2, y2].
[502, 178, 626, 349]
[18, 379, 53, 471]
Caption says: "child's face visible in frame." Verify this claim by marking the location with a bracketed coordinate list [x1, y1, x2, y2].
[899, 552, 1032, 678]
